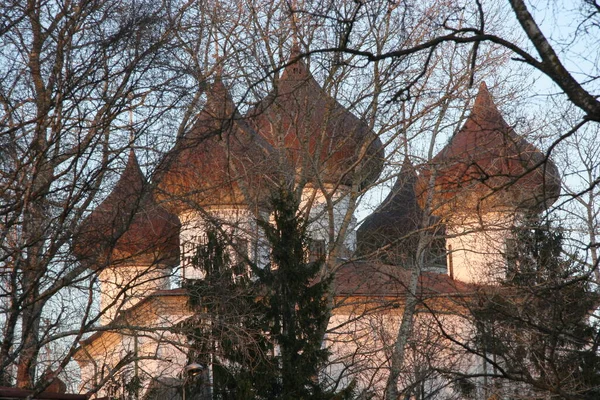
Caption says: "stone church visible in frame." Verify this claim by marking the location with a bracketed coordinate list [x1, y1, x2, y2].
[73, 45, 561, 399]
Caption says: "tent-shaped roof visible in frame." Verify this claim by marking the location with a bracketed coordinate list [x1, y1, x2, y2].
[356, 158, 422, 261]
[75, 151, 180, 268]
[157, 77, 273, 212]
[356, 158, 446, 269]
[416, 82, 561, 217]
[248, 45, 384, 189]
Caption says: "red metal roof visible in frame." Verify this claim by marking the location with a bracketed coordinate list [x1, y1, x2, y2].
[334, 261, 474, 298]
[156, 77, 273, 212]
[75, 151, 180, 268]
[416, 82, 561, 216]
[248, 45, 384, 189]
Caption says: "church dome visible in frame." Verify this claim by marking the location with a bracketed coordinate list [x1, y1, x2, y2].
[356, 158, 421, 261]
[75, 151, 180, 268]
[248, 45, 384, 189]
[356, 158, 446, 269]
[156, 77, 273, 213]
[416, 82, 561, 217]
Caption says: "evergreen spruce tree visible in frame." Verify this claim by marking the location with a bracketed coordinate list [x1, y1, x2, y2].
[474, 216, 600, 398]
[185, 188, 354, 399]
[184, 228, 265, 400]
[252, 188, 341, 400]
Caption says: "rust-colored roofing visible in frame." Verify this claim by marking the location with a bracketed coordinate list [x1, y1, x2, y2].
[416, 82, 561, 216]
[156, 77, 273, 212]
[248, 45, 384, 188]
[75, 151, 180, 269]
[334, 261, 474, 298]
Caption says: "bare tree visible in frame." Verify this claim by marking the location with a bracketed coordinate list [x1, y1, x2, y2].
[0, 0, 214, 391]
[310, 1, 600, 397]
[5, 1, 600, 399]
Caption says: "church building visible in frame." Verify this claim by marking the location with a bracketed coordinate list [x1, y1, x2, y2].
[73, 45, 561, 399]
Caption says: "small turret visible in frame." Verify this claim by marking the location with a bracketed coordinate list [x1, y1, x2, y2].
[248, 45, 385, 255]
[416, 82, 561, 216]
[415, 83, 561, 283]
[156, 76, 273, 278]
[356, 158, 445, 270]
[76, 151, 180, 267]
[75, 150, 180, 323]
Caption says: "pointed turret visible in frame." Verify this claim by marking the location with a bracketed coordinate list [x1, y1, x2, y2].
[356, 158, 420, 262]
[281, 42, 310, 83]
[416, 82, 561, 217]
[356, 158, 445, 269]
[156, 76, 272, 213]
[415, 83, 562, 283]
[199, 72, 237, 124]
[75, 150, 181, 323]
[249, 45, 384, 189]
[75, 150, 180, 267]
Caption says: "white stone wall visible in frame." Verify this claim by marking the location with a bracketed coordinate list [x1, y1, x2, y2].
[445, 212, 517, 284]
[81, 333, 189, 399]
[78, 298, 191, 398]
[175, 186, 357, 276]
[325, 304, 489, 399]
[98, 265, 171, 325]
[300, 184, 356, 256]
[178, 207, 269, 280]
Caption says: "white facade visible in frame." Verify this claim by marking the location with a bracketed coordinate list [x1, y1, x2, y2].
[445, 211, 517, 284]
[77, 294, 191, 398]
[324, 300, 492, 398]
[98, 264, 171, 325]
[178, 207, 270, 280]
[74, 63, 559, 399]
